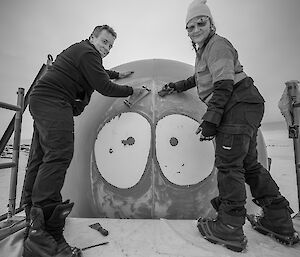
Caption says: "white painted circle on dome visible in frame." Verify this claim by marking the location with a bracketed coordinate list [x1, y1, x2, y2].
[156, 114, 215, 186]
[94, 112, 151, 188]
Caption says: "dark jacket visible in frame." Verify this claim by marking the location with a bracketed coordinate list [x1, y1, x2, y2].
[31, 39, 133, 114]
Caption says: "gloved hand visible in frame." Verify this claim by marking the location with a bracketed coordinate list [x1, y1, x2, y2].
[118, 71, 134, 79]
[158, 82, 177, 97]
[164, 82, 177, 90]
[195, 121, 217, 141]
[72, 99, 86, 116]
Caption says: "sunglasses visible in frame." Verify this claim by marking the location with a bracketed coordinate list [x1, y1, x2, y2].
[186, 16, 210, 33]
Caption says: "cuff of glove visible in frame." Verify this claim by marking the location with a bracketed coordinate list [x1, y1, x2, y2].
[167, 82, 177, 91]
[200, 121, 217, 137]
[202, 111, 222, 126]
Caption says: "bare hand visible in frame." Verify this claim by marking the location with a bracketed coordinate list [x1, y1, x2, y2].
[131, 87, 145, 99]
[126, 87, 146, 104]
[118, 71, 134, 79]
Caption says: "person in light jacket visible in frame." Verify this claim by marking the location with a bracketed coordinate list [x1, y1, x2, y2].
[161, 0, 299, 252]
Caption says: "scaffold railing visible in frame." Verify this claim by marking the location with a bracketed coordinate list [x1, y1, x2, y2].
[0, 88, 24, 219]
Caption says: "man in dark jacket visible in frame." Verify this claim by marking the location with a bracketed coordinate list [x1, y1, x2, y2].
[22, 25, 141, 257]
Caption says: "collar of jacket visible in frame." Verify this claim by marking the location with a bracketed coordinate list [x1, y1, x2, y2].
[85, 39, 103, 58]
[196, 31, 216, 54]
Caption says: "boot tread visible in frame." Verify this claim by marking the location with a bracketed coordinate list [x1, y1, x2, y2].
[247, 214, 300, 246]
[197, 217, 247, 252]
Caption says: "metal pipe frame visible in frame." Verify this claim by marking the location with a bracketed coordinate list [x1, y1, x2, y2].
[0, 162, 16, 169]
[0, 101, 21, 111]
[0, 88, 24, 219]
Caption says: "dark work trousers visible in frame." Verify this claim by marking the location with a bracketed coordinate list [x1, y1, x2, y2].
[21, 95, 74, 208]
[215, 102, 281, 215]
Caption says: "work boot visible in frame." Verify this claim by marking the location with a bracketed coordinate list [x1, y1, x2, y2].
[23, 203, 32, 241]
[247, 196, 299, 245]
[45, 201, 81, 256]
[23, 206, 58, 257]
[23, 201, 81, 257]
[197, 198, 247, 252]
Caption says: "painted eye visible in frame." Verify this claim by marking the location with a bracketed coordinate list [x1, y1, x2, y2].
[94, 112, 151, 189]
[156, 114, 214, 186]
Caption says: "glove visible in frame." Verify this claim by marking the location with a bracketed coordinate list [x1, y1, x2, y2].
[158, 83, 177, 97]
[165, 82, 177, 90]
[195, 121, 217, 141]
[201, 121, 217, 137]
[72, 99, 86, 116]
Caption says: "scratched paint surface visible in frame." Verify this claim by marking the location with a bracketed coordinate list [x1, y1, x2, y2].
[156, 114, 214, 186]
[90, 77, 218, 219]
[94, 112, 151, 188]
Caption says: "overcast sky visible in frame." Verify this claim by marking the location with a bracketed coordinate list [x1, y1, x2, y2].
[1, 0, 300, 139]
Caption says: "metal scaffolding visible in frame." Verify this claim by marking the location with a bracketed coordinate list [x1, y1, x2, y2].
[0, 88, 25, 219]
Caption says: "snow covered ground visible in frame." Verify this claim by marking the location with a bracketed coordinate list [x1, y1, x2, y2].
[1, 215, 300, 257]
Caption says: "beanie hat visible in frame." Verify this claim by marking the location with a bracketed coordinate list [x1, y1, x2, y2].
[185, 0, 213, 25]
